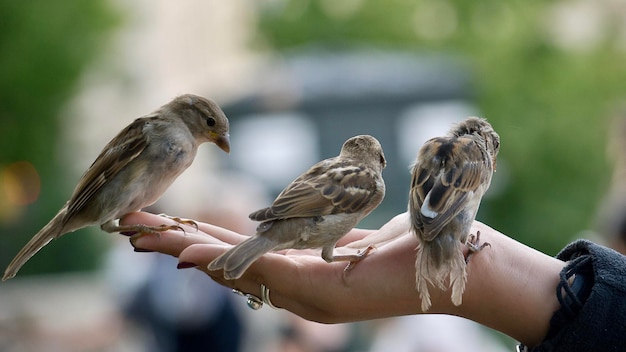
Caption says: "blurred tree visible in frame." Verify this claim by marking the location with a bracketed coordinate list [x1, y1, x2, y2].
[0, 1, 119, 276]
[254, 0, 626, 254]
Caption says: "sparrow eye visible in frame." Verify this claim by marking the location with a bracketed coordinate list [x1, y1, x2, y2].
[206, 117, 216, 127]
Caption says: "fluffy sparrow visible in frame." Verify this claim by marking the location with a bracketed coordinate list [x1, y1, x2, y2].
[208, 135, 386, 280]
[3, 94, 230, 281]
[409, 117, 500, 311]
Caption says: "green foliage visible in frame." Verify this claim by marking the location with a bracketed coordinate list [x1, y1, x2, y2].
[0, 1, 119, 276]
[255, 0, 626, 254]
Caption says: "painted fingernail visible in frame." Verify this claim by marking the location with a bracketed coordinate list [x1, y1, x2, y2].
[119, 231, 138, 237]
[133, 247, 154, 253]
[177, 262, 197, 269]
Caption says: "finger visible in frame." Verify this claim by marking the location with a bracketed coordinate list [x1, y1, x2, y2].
[346, 212, 411, 249]
[336, 228, 374, 246]
[195, 221, 250, 245]
[121, 212, 199, 234]
[120, 213, 217, 256]
[131, 231, 214, 257]
[121, 211, 250, 245]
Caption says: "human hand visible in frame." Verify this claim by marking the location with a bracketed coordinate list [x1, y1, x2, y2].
[123, 211, 420, 322]
[122, 211, 563, 348]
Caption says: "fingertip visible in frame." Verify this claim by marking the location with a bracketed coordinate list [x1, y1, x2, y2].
[128, 232, 155, 250]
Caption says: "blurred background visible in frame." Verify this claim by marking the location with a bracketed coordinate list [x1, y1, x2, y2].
[2, 0, 626, 351]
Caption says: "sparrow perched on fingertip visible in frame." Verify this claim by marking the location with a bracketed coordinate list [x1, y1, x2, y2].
[208, 135, 387, 280]
[409, 116, 500, 311]
[3, 94, 230, 281]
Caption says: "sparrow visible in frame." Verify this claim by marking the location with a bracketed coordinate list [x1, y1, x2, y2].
[208, 134, 386, 280]
[409, 117, 500, 311]
[3, 94, 230, 281]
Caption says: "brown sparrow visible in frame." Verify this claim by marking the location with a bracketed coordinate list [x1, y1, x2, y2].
[3, 94, 230, 281]
[208, 135, 386, 280]
[409, 117, 499, 311]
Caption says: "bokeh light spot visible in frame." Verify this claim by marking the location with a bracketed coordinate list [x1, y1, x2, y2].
[2, 161, 41, 206]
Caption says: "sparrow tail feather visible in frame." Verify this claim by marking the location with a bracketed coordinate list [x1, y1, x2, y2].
[415, 239, 468, 311]
[3, 209, 68, 281]
[415, 243, 434, 312]
[208, 235, 279, 280]
[449, 252, 468, 306]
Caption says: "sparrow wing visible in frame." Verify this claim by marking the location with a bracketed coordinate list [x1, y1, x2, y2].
[411, 136, 490, 241]
[65, 117, 151, 221]
[250, 158, 382, 221]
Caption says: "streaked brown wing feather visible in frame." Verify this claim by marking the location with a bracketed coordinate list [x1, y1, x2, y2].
[65, 118, 149, 221]
[250, 158, 379, 221]
[412, 136, 489, 240]
[317, 164, 378, 214]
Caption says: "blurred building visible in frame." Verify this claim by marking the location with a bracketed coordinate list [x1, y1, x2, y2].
[222, 47, 477, 227]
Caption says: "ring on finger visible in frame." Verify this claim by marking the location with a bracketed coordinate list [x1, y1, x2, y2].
[232, 288, 263, 310]
[261, 284, 279, 309]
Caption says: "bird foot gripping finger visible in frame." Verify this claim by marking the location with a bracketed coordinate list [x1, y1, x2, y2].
[112, 223, 186, 240]
[158, 213, 199, 232]
[122, 223, 187, 250]
[465, 230, 491, 264]
[343, 244, 376, 272]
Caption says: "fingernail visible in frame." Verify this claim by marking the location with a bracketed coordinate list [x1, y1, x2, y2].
[133, 247, 154, 253]
[177, 262, 197, 269]
[129, 236, 143, 248]
[119, 231, 138, 237]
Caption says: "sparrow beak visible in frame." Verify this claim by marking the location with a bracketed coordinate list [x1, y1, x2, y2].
[210, 132, 230, 153]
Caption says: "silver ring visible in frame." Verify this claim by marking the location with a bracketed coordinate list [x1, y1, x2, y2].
[232, 288, 263, 310]
[246, 295, 263, 310]
[261, 284, 279, 309]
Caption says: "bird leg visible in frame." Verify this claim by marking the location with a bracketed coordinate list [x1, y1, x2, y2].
[102, 221, 185, 237]
[107, 214, 198, 242]
[324, 245, 376, 272]
[465, 230, 491, 264]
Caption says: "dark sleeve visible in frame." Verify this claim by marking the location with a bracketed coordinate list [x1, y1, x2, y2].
[529, 240, 626, 352]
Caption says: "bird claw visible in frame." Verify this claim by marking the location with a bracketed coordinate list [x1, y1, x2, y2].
[112, 222, 188, 247]
[124, 223, 185, 239]
[158, 213, 199, 232]
[343, 244, 376, 272]
[465, 230, 490, 264]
